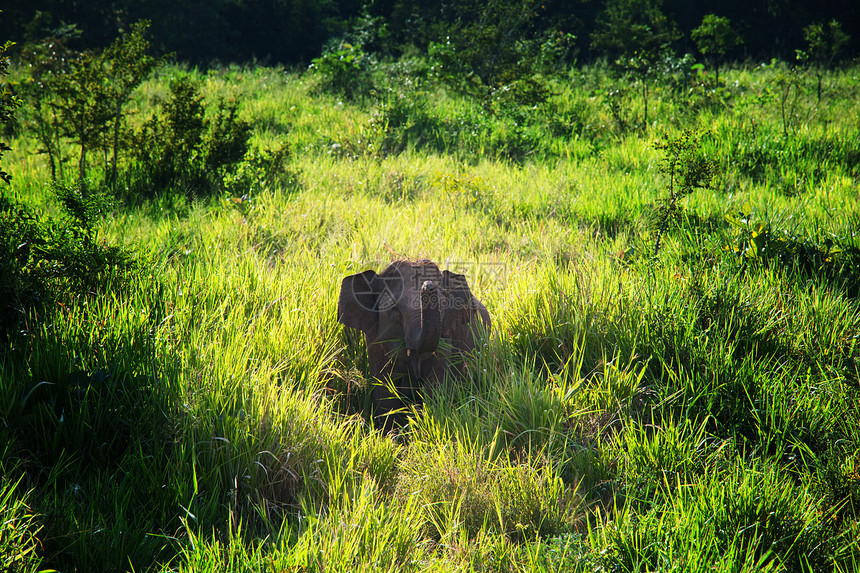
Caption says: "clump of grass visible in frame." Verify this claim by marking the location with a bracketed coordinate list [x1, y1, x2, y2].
[612, 460, 833, 571]
[286, 479, 427, 572]
[0, 471, 44, 573]
[395, 428, 584, 544]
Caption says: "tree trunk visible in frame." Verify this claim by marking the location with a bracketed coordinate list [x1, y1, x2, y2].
[110, 99, 121, 188]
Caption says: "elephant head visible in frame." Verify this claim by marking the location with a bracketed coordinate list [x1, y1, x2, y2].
[338, 259, 491, 429]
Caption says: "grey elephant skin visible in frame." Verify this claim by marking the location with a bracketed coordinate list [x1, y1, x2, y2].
[337, 259, 491, 429]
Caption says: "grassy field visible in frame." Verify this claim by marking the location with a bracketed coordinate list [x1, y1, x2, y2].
[2, 60, 860, 572]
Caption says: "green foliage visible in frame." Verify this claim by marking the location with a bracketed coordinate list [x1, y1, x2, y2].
[591, 0, 680, 128]
[0, 39, 22, 185]
[41, 183, 137, 290]
[127, 76, 252, 198]
[15, 22, 82, 181]
[591, 0, 679, 72]
[17, 20, 162, 188]
[798, 19, 851, 103]
[221, 143, 296, 199]
[40, 50, 113, 184]
[799, 19, 851, 69]
[692, 14, 743, 62]
[723, 207, 860, 295]
[427, 0, 571, 108]
[310, 42, 374, 101]
[652, 129, 715, 255]
[0, 182, 137, 345]
[101, 20, 163, 187]
[0, 38, 30, 341]
[0, 193, 44, 341]
[351, 90, 549, 163]
[691, 14, 742, 85]
[2, 0, 860, 68]
[772, 65, 806, 137]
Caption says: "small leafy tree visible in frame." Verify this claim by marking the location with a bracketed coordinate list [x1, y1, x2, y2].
[43, 49, 113, 189]
[20, 20, 160, 190]
[652, 129, 715, 256]
[428, 0, 573, 109]
[591, 0, 680, 129]
[102, 20, 162, 188]
[17, 22, 82, 181]
[772, 63, 804, 138]
[691, 14, 742, 84]
[797, 19, 850, 103]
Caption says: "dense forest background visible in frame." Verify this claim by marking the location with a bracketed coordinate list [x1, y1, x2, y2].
[2, 0, 859, 66]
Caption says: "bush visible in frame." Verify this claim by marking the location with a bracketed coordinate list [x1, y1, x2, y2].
[309, 42, 375, 101]
[41, 183, 137, 293]
[0, 192, 45, 343]
[0, 183, 137, 345]
[16, 21, 161, 188]
[126, 76, 252, 198]
[1, 38, 21, 185]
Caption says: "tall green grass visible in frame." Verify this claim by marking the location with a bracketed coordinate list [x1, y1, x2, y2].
[2, 60, 860, 571]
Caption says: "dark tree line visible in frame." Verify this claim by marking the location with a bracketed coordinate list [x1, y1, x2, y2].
[1, 0, 362, 65]
[364, 0, 859, 63]
[1, 0, 858, 66]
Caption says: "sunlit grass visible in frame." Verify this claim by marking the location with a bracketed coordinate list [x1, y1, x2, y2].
[2, 60, 860, 571]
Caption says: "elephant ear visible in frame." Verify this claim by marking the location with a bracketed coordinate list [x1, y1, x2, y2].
[338, 270, 379, 334]
[441, 270, 488, 353]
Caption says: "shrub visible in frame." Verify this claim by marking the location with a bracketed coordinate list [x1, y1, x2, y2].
[723, 207, 860, 296]
[17, 20, 161, 189]
[651, 128, 716, 256]
[427, 1, 571, 108]
[798, 19, 850, 103]
[691, 14, 743, 83]
[39, 183, 138, 294]
[591, 0, 680, 128]
[309, 42, 375, 101]
[0, 183, 137, 345]
[0, 192, 45, 343]
[126, 76, 252, 198]
[0, 38, 21, 185]
[221, 143, 297, 199]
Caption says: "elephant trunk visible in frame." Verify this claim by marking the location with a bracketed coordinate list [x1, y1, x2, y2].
[406, 280, 442, 380]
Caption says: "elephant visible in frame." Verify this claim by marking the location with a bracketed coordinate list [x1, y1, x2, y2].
[337, 259, 491, 430]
